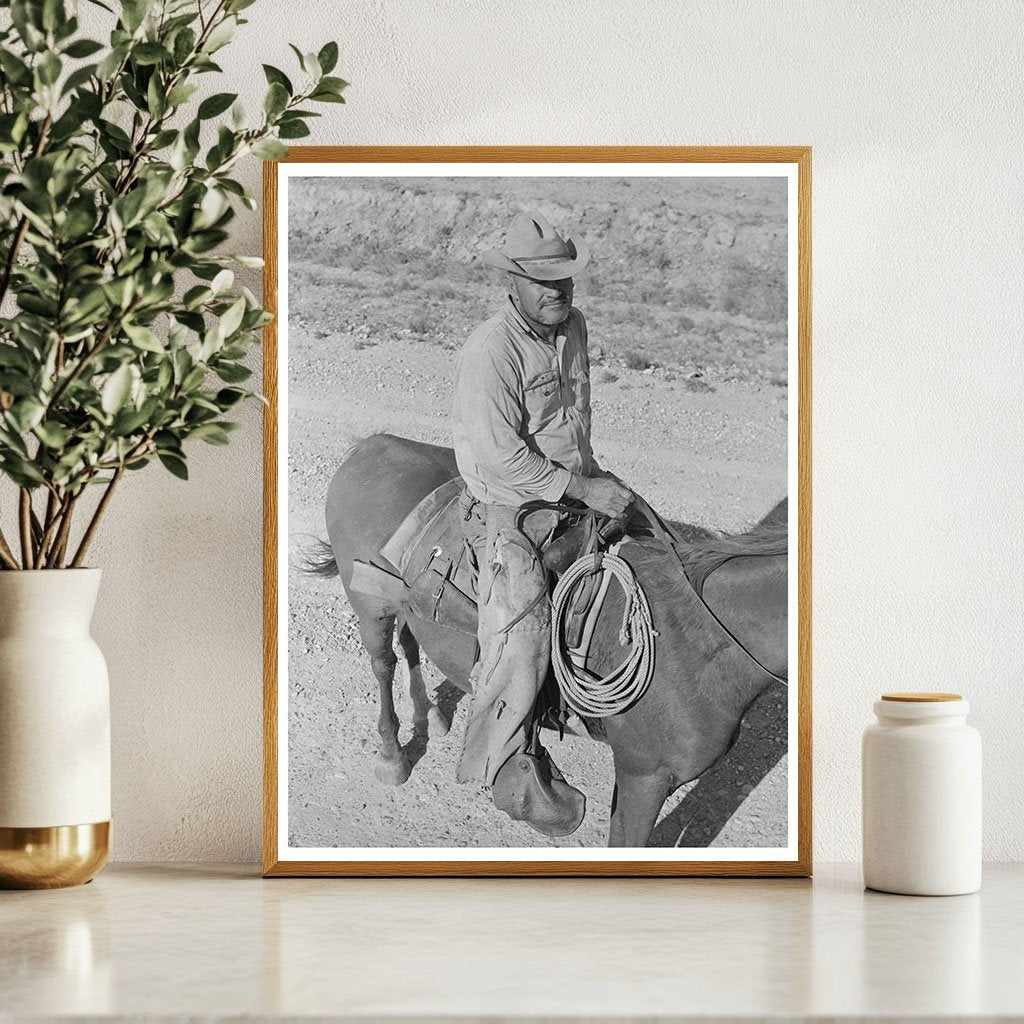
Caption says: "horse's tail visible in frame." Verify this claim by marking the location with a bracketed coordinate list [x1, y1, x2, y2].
[301, 538, 339, 578]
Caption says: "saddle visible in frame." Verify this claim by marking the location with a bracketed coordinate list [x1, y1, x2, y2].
[349, 478, 611, 651]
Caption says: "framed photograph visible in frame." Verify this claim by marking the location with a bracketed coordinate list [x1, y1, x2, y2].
[263, 147, 811, 876]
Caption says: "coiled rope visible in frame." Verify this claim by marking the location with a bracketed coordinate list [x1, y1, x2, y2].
[550, 551, 657, 718]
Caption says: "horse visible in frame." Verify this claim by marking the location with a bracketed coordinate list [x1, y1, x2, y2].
[308, 432, 788, 847]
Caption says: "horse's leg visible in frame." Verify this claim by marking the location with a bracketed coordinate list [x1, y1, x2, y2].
[358, 611, 410, 786]
[397, 619, 449, 739]
[608, 763, 672, 847]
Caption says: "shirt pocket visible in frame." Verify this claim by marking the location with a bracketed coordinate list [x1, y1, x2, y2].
[522, 368, 560, 429]
[569, 367, 591, 412]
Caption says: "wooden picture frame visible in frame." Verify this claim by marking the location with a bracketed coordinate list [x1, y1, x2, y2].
[263, 147, 812, 877]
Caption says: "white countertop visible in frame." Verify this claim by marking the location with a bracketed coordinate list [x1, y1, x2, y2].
[2, 862, 1021, 1021]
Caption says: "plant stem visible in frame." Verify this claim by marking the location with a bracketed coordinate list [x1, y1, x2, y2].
[18, 489, 34, 569]
[71, 466, 123, 568]
[0, 113, 52, 309]
[0, 527, 19, 570]
[36, 487, 66, 566]
[42, 487, 56, 534]
[46, 299, 138, 413]
[45, 491, 79, 569]
[0, 216, 30, 310]
[29, 507, 43, 548]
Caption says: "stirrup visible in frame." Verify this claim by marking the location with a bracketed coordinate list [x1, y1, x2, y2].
[491, 750, 586, 837]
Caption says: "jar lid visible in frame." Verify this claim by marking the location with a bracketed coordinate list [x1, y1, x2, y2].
[874, 695, 969, 720]
[881, 692, 962, 702]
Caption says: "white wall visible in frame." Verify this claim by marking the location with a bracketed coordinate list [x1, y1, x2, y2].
[76, 0, 1023, 862]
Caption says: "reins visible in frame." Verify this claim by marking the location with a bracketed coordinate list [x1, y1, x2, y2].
[628, 494, 789, 688]
[511, 495, 788, 717]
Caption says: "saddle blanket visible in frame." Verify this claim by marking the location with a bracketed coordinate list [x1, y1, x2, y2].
[349, 476, 478, 633]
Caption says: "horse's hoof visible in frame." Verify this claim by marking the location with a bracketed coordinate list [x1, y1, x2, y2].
[374, 755, 410, 786]
[426, 706, 449, 739]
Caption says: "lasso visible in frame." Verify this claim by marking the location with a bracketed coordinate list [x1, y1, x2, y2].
[550, 551, 657, 718]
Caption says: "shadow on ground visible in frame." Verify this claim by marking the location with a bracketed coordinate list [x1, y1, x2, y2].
[649, 681, 788, 847]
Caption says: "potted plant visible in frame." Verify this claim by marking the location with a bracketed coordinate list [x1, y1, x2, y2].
[0, 0, 345, 887]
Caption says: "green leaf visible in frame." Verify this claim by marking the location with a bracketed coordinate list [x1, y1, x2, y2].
[34, 420, 70, 449]
[101, 277, 134, 309]
[317, 41, 339, 75]
[55, 11, 77, 39]
[17, 292, 58, 317]
[300, 51, 321, 80]
[0, 346, 30, 371]
[10, 1, 45, 52]
[264, 81, 288, 117]
[61, 62, 97, 96]
[0, 422, 30, 456]
[112, 405, 151, 435]
[166, 82, 199, 107]
[198, 91, 237, 119]
[319, 76, 349, 93]
[189, 422, 230, 445]
[38, 51, 62, 86]
[210, 268, 234, 294]
[181, 365, 206, 391]
[121, 0, 152, 33]
[173, 26, 196, 65]
[98, 118, 132, 149]
[214, 362, 251, 383]
[182, 285, 212, 310]
[9, 399, 45, 432]
[229, 254, 263, 269]
[217, 296, 246, 340]
[277, 120, 310, 140]
[113, 187, 148, 229]
[262, 64, 292, 95]
[149, 128, 177, 149]
[251, 137, 287, 160]
[0, 49, 33, 86]
[309, 88, 346, 104]
[63, 38, 104, 58]
[215, 388, 247, 408]
[96, 43, 127, 81]
[132, 42, 168, 66]
[101, 365, 133, 414]
[147, 73, 167, 116]
[158, 452, 188, 479]
[203, 15, 236, 53]
[1, 456, 46, 487]
[123, 321, 164, 353]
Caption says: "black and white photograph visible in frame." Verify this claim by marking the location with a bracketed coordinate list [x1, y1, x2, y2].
[267, 150, 809, 873]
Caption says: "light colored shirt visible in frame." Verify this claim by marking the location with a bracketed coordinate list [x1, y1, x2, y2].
[453, 296, 595, 507]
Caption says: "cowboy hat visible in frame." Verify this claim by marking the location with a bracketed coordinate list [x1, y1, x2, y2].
[481, 211, 590, 281]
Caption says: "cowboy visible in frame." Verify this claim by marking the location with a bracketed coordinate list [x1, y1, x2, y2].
[451, 211, 633, 836]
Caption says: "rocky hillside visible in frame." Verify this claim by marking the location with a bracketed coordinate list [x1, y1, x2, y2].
[287, 174, 788, 384]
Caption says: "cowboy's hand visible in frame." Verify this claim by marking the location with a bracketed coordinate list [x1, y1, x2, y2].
[567, 473, 633, 519]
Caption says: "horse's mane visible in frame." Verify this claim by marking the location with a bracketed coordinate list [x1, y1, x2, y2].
[624, 498, 788, 596]
[680, 498, 788, 595]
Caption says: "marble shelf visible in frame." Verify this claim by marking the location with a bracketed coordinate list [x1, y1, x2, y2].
[2, 862, 1021, 1022]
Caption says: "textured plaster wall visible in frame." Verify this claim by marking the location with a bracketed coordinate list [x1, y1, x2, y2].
[72, 1, 1023, 862]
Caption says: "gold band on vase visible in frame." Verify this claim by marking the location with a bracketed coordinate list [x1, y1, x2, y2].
[0, 821, 111, 889]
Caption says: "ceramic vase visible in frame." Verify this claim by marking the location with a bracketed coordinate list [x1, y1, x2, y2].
[0, 569, 111, 888]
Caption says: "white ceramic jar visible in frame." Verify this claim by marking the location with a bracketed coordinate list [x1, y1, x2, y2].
[862, 692, 981, 895]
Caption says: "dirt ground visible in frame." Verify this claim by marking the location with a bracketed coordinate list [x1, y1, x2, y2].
[284, 176, 789, 850]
